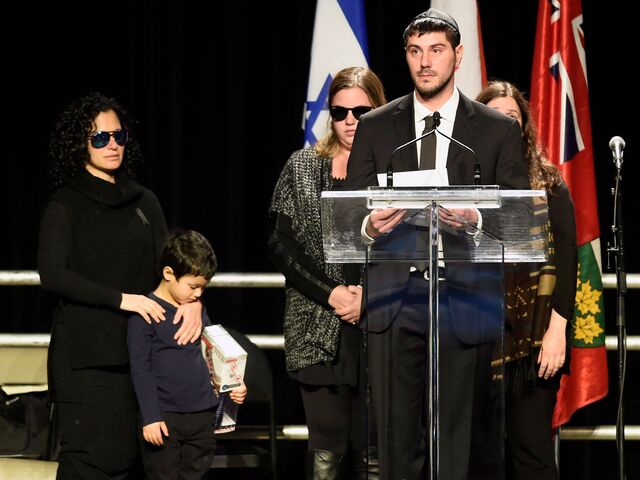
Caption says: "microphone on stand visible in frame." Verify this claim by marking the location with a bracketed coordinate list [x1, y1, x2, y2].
[606, 134, 628, 480]
[385, 117, 438, 188]
[385, 110, 482, 186]
[609, 136, 625, 169]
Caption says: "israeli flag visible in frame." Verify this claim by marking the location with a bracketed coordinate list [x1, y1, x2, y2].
[303, 0, 368, 146]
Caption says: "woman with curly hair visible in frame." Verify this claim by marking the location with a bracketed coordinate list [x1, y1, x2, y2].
[476, 81, 577, 480]
[268, 67, 386, 479]
[38, 92, 203, 479]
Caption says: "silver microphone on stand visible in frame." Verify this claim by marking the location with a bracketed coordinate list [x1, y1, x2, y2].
[607, 135, 628, 480]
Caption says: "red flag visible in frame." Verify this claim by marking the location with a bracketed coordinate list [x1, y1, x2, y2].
[530, 0, 608, 428]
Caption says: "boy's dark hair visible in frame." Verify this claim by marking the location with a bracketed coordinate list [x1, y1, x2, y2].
[159, 230, 217, 280]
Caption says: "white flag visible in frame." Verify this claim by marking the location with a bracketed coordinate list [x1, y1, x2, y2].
[303, 0, 368, 146]
[430, 0, 486, 98]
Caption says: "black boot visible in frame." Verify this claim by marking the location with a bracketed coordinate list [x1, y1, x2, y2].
[352, 447, 380, 480]
[305, 449, 344, 480]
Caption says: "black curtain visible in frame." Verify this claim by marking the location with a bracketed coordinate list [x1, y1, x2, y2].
[2, 0, 636, 476]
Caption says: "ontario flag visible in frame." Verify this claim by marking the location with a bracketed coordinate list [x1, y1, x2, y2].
[303, 0, 368, 146]
[530, 0, 608, 428]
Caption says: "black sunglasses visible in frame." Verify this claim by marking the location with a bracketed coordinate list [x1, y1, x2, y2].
[329, 105, 372, 121]
[88, 129, 128, 149]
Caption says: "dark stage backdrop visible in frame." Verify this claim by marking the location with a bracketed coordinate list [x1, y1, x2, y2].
[2, 1, 637, 477]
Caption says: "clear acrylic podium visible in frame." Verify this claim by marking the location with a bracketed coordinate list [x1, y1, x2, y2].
[321, 186, 548, 480]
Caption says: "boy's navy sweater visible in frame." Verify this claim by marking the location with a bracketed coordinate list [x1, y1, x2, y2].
[128, 293, 217, 426]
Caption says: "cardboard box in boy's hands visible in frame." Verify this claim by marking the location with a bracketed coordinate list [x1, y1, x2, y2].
[201, 325, 247, 393]
[201, 325, 247, 433]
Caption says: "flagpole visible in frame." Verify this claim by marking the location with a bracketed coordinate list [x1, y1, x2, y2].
[607, 141, 627, 480]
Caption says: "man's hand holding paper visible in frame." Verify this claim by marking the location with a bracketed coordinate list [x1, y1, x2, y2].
[365, 208, 407, 238]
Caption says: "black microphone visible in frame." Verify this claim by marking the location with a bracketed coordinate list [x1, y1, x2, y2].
[433, 110, 441, 128]
[609, 136, 625, 169]
[385, 117, 438, 188]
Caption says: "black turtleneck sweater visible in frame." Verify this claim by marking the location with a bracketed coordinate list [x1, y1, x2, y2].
[38, 170, 168, 369]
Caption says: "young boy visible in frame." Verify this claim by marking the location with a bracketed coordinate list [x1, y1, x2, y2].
[128, 229, 246, 479]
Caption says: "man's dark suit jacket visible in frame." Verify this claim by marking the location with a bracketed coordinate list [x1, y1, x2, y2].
[344, 91, 531, 343]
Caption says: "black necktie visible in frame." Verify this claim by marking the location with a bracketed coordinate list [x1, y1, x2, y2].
[419, 115, 436, 170]
[415, 115, 436, 272]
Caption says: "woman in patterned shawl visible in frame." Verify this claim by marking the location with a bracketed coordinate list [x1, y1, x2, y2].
[268, 67, 386, 479]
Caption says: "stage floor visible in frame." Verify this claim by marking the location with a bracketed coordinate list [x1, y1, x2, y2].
[0, 458, 57, 480]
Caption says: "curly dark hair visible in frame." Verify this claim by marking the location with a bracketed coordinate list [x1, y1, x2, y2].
[476, 80, 562, 193]
[48, 92, 143, 188]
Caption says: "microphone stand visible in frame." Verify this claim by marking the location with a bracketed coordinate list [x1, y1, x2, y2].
[607, 156, 627, 480]
[432, 127, 481, 185]
[386, 129, 437, 188]
[386, 110, 482, 187]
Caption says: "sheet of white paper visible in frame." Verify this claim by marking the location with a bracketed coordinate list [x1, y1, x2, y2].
[375, 169, 489, 211]
[376, 169, 449, 187]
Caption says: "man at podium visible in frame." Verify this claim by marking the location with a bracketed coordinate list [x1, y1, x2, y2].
[343, 8, 530, 480]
